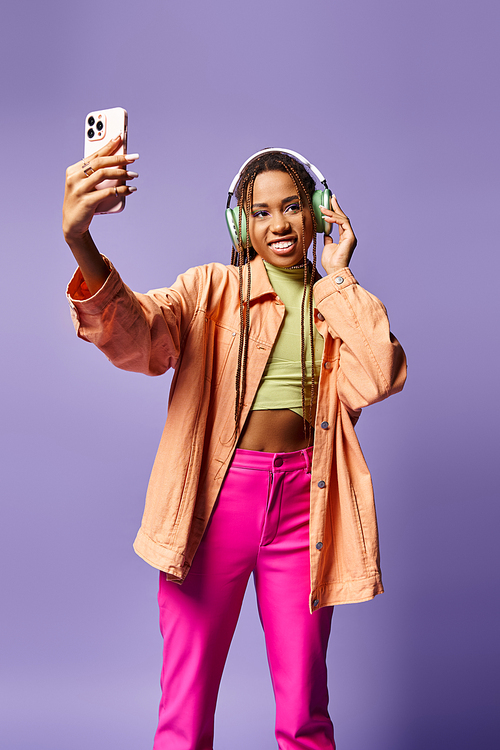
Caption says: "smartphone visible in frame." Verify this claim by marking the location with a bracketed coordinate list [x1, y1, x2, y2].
[84, 107, 128, 214]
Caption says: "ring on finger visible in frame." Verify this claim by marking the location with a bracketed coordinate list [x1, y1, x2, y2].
[114, 187, 119, 198]
[81, 160, 95, 177]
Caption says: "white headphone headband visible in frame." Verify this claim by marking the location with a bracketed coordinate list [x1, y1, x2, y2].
[228, 147, 328, 197]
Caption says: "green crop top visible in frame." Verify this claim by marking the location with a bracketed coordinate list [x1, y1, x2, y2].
[251, 261, 324, 421]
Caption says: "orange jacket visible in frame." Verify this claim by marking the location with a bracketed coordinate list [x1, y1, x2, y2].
[68, 256, 406, 610]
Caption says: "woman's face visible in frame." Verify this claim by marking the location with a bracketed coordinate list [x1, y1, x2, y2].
[248, 170, 314, 267]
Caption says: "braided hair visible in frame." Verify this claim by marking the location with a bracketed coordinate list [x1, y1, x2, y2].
[231, 151, 318, 444]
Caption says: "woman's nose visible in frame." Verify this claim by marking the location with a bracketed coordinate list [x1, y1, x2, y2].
[270, 212, 290, 233]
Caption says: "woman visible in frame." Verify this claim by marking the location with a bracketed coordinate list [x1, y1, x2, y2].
[63, 139, 406, 749]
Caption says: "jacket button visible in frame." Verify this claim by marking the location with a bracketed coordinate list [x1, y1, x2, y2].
[318, 480, 326, 489]
[313, 599, 320, 608]
[317, 312, 325, 321]
[324, 361, 332, 370]
[321, 421, 329, 429]
[316, 542, 323, 550]
[335, 276, 344, 285]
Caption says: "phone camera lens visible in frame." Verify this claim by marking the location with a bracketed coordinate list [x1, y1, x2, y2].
[87, 116, 95, 127]
[96, 120, 104, 131]
[87, 128, 95, 139]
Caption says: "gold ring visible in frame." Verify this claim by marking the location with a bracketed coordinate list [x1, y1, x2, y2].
[82, 160, 95, 177]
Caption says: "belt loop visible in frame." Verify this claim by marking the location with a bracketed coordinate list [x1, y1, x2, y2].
[301, 448, 312, 474]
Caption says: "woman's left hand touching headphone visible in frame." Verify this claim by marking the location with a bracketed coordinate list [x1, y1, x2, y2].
[319, 195, 357, 275]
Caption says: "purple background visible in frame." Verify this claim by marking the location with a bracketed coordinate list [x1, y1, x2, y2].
[1, 1, 499, 748]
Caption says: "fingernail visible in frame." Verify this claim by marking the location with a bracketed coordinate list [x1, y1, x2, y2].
[126, 153, 140, 161]
[113, 134, 121, 141]
[126, 171, 139, 178]
[128, 186, 138, 192]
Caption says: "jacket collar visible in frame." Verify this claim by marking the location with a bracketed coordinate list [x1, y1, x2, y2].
[247, 255, 276, 302]
[226, 255, 277, 303]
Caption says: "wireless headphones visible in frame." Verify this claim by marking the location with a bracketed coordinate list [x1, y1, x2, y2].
[225, 148, 332, 250]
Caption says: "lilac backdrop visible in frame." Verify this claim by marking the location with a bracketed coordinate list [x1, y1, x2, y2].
[1, 1, 498, 748]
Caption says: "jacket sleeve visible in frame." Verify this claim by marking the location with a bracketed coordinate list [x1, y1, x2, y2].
[314, 268, 407, 411]
[66, 258, 201, 376]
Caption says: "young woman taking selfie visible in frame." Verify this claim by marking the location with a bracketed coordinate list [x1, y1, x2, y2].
[63, 138, 406, 750]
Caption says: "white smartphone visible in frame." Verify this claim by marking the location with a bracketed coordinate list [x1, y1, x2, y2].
[84, 107, 128, 214]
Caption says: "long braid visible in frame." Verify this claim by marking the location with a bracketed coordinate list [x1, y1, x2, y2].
[288, 163, 318, 440]
[234, 199, 245, 427]
[274, 159, 318, 445]
[239, 173, 254, 425]
[233, 171, 256, 433]
[290, 165, 318, 437]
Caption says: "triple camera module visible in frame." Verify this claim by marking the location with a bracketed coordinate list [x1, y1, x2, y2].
[87, 114, 106, 141]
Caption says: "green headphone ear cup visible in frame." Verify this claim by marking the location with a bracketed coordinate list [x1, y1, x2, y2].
[225, 206, 248, 248]
[312, 189, 332, 236]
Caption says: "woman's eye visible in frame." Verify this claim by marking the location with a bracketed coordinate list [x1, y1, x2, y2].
[285, 203, 301, 213]
[252, 210, 269, 218]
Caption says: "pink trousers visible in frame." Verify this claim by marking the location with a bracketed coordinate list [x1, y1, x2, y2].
[154, 447, 335, 750]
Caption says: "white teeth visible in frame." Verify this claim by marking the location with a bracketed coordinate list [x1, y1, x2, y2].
[270, 240, 294, 249]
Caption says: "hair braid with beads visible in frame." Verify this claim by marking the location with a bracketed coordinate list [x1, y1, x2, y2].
[233, 170, 256, 430]
[231, 151, 319, 444]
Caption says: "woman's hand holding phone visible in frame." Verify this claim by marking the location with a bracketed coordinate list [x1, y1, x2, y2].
[62, 137, 139, 296]
[62, 137, 139, 242]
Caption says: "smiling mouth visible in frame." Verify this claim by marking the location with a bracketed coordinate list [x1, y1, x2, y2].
[269, 239, 296, 252]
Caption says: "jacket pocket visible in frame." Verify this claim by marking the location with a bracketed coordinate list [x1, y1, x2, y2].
[207, 322, 237, 388]
[350, 483, 368, 558]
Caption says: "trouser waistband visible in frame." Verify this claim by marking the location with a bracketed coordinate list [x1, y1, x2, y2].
[231, 446, 313, 472]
